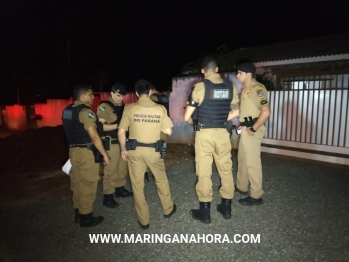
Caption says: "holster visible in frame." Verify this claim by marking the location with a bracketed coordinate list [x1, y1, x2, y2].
[225, 122, 233, 135]
[87, 143, 103, 163]
[193, 119, 201, 131]
[155, 140, 167, 159]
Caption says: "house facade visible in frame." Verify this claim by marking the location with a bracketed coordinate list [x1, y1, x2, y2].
[181, 34, 349, 165]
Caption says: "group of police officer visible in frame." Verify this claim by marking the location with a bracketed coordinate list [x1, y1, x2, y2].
[62, 57, 270, 228]
[184, 58, 270, 224]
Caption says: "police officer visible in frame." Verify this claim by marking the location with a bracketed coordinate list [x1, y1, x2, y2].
[235, 62, 271, 206]
[62, 84, 111, 227]
[97, 83, 133, 208]
[184, 56, 239, 224]
[118, 79, 176, 229]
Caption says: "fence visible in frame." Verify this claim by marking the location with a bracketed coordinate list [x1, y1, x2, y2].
[262, 74, 349, 165]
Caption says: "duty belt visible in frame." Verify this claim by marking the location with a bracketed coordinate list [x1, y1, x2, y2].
[102, 137, 118, 144]
[200, 123, 226, 129]
[70, 143, 92, 149]
[136, 142, 157, 148]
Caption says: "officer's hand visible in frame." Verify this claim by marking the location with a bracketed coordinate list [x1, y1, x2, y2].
[103, 155, 111, 166]
[245, 127, 255, 137]
[121, 150, 128, 161]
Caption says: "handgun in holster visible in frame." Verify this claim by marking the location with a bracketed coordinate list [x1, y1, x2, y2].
[226, 122, 238, 136]
[155, 140, 167, 159]
[193, 119, 201, 131]
[225, 122, 233, 135]
[90, 122, 107, 163]
[87, 143, 103, 163]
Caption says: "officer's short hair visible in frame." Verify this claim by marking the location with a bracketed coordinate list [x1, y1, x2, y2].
[201, 56, 217, 73]
[135, 79, 151, 95]
[73, 84, 92, 101]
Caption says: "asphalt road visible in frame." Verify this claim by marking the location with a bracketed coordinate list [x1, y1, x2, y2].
[1, 152, 349, 262]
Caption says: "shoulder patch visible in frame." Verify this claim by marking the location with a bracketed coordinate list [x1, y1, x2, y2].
[99, 106, 106, 111]
[88, 112, 95, 119]
[260, 98, 268, 105]
[257, 90, 264, 97]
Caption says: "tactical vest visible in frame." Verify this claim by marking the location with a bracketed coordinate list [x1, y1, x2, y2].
[62, 104, 98, 145]
[197, 79, 232, 128]
[152, 93, 170, 116]
[99, 100, 124, 139]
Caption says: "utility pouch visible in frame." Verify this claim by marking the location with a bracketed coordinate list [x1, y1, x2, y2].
[126, 139, 137, 150]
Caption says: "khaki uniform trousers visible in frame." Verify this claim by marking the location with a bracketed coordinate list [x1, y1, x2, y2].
[145, 133, 166, 174]
[103, 142, 128, 194]
[127, 147, 173, 225]
[237, 126, 266, 199]
[117, 152, 128, 187]
[195, 128, 234, 202]
[69, 148, 100, 214]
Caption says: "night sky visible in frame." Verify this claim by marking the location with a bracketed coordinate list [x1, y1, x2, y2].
[1, 0, 348, 104]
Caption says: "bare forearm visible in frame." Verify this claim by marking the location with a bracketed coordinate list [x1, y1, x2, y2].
[92, 136, 108, 157]
[103, 123, 118, 132]
[184, 106, 196, 122]
[227, 110, 239, 121]
[161, 127, 172, 136]
[253, 110, 270, 130]
[118, 129, 127, 151]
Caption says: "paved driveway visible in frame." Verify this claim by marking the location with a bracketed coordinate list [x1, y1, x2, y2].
[1, 152, 348, 261]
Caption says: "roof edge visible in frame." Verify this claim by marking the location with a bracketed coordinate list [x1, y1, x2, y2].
[254, 54, 349, 67]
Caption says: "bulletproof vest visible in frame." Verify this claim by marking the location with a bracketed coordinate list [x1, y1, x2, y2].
[99, 100, 124, 139]
[152, 93, 170, 116]
[62, 104, 98, 145]
[197, 79, 232, 127]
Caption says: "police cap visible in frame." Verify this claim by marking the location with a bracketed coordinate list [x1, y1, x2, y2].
[111, 83, 127, 95]
[237, 62, 256, 75]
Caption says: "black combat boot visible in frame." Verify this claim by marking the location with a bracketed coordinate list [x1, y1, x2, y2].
[190, 202, 211, 224]
[74, 209, 80, 223]
[103, 194, 120, 208]
[238, 196, 263, 206]
[79, 213, 104, 227]
[144, 172, 149, 182]
[115, 187, 133, 198]
[217, 198, 232, 219]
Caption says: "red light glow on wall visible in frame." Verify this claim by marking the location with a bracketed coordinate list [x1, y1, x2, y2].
[4, 105, 27, 130]
[34, 99, 72, 128]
